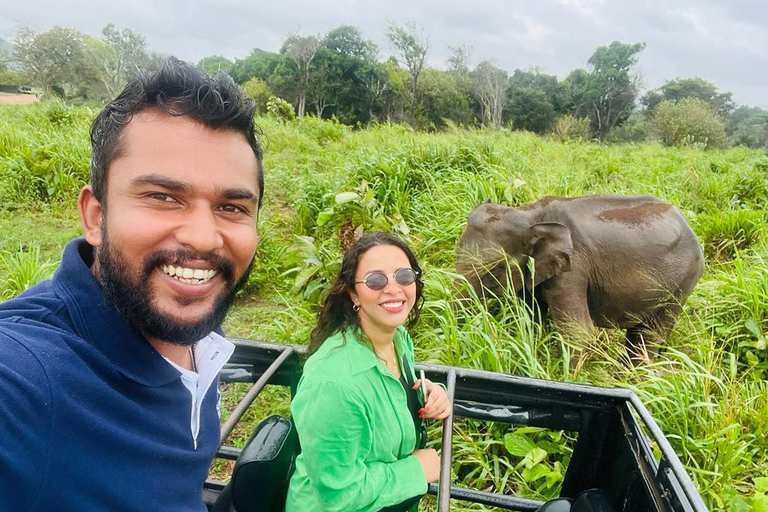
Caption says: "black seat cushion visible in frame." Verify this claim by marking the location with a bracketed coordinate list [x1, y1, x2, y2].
[212, 415, 299, 512]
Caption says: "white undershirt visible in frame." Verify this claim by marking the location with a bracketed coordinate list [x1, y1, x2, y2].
[164, 332, 235, 450]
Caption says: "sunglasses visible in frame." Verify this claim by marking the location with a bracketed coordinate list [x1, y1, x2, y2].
[355, 268, 419, 291]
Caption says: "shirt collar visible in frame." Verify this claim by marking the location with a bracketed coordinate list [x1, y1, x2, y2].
[53, 238, 229, 388]
[338, 326, 407, 377]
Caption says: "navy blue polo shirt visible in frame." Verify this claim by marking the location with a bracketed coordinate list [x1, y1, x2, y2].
[0, 239, 229, 512]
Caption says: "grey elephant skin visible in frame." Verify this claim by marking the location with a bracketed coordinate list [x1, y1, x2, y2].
[455, 195, 705, 363]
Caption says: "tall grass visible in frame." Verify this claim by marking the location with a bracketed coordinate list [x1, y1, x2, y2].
[2, 103, 768, 509]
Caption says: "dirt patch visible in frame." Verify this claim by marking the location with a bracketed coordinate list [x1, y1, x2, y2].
[0, 92, 40, 105]
[598, 202, 671, 225]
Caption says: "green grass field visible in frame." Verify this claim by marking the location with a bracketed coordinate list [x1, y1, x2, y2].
[2, 101, 767, 511]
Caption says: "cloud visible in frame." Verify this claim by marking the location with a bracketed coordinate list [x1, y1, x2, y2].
[0, 0, 765, 107]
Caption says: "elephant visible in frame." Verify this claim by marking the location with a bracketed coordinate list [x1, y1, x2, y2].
[455, 195, 704, 364]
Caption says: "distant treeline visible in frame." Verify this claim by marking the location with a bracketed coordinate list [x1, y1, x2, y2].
[1, 23, 766, 149]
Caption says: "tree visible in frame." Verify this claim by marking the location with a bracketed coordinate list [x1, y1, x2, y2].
[506, 69, 561, 132]
[642, 77, 734, 118]
[415, 67, 472, 129]
[241, 77, 273, 115]
[386, 22, 430, 123]
[231, 48, 283, 84]
[651, 98, 727, 149]
[507, 87, 556, 133]
[472, 61, 507, 129]
[322, 25, 377, 61]
[89, 23, 147, 97]
[197, 55, 233, 76]
[727, 106, 768, 149]
[282, 33, 320, 119]
[447, 45, 471, 75]
[12, 26, 89, 98]
[570, 41, 646, 141]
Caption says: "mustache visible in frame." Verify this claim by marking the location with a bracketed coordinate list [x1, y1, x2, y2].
[143, 248, 235, 284]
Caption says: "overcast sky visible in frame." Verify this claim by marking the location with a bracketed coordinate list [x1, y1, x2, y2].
[1, 0, 766, 108]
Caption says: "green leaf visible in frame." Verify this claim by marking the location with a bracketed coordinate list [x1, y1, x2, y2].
[316, 209, 335, 227]
[293, 266, 319, 291]
[522, 447, 548, 469]
[756, 477, 768, 493]
[521, 462, 549, 482]
[754, 493, 768, 512]
[504, 433, 537, 457]
[545, 469, 563, 488]
[335, 191, 360, 205]
[745, 318, 762, 338]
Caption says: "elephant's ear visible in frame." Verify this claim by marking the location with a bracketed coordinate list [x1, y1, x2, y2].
[525, 222, 573, 288]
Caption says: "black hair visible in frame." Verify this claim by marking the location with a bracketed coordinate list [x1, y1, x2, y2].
[307, 232, 425, 355]
[90, 56, 263, 207]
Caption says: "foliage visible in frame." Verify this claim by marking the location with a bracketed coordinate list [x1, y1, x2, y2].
[0, 244, 57, 299]
[241, 77, 273, 115]
[551, 115, 591, 142]
[643, 77, 734, 118]
[2, 104, 768, 507]
[508, 87, 556, 134]
[568, 41, 646, 142]
[322, 25, 378, 61]
[386, 21, 430, 122]
[197, 55, 234, 76]
[727, 106, 768, 149]
[415, 67, 472, 130]
[651, 98, 728, 149]
[12, 26, 90, 99]
[281, 33, 320, 119]
[694, 209, 764, 260]
[266, 96, 296, 122]
[472, 61, 508, 129]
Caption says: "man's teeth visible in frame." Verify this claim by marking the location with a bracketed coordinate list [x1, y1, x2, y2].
[161, 265, 218, 284]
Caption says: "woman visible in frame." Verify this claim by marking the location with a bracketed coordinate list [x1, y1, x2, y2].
[285, 232, 451, 512]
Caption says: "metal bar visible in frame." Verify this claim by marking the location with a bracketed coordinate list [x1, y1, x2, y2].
[427, 483, 542, 511]
[629, 395, 709, 512]
[218, 347, 294, 449]
[215, 445, 240, 461]
[438, 370, 457, 512]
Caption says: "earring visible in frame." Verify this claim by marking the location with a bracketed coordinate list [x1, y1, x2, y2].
[352, 304, 360, 312]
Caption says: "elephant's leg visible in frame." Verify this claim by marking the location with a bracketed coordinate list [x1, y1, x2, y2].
[541, 284, 594, 370]
[543, 284, 594, 334]
[625, 302, 682, 365]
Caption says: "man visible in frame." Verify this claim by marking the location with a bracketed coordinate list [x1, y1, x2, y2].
[0, 58, 263, 511]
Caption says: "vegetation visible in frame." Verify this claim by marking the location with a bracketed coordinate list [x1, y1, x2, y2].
[1, 101, 767, 510]
[3, 23, 767, 149]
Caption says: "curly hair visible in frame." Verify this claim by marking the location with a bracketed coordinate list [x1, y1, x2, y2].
[90, 56, 263, 209]
[307, 232, 425, 355]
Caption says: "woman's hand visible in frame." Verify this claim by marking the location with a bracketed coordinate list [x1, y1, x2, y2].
[412, 378, 452, 420]
[412, 448, 440, 482]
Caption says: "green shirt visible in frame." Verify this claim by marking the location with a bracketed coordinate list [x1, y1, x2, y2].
[285, 326, 427, 512]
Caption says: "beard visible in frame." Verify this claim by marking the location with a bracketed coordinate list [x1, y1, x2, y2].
[96, 228, 254, 346]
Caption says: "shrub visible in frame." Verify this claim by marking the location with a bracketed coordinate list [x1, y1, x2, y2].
[551, 115, 590, 142]
[266, 97, 296, 122]
[0, 244, 58, 299]
[241, 78, 273, 115]
[651, 98, 728, 149]
[694, 209, 765, 260]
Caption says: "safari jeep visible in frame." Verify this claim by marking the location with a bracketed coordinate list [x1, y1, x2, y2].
[204, 339, 708, 512]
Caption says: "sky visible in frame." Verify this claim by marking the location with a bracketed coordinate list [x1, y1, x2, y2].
[1, 0, 766, 109]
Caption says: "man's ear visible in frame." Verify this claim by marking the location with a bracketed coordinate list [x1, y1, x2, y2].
[79, 186, 103, 247]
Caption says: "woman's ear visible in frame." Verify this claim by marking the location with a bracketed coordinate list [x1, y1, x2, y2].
[79, 186, 103, 247]
[348, 289, 359, 308]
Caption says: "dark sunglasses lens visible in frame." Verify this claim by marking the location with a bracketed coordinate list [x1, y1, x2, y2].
[365, 273, 388, 291]
[395, 268, 417, 286]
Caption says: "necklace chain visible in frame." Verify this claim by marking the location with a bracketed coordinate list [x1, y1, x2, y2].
[189, 345, 197, 373]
